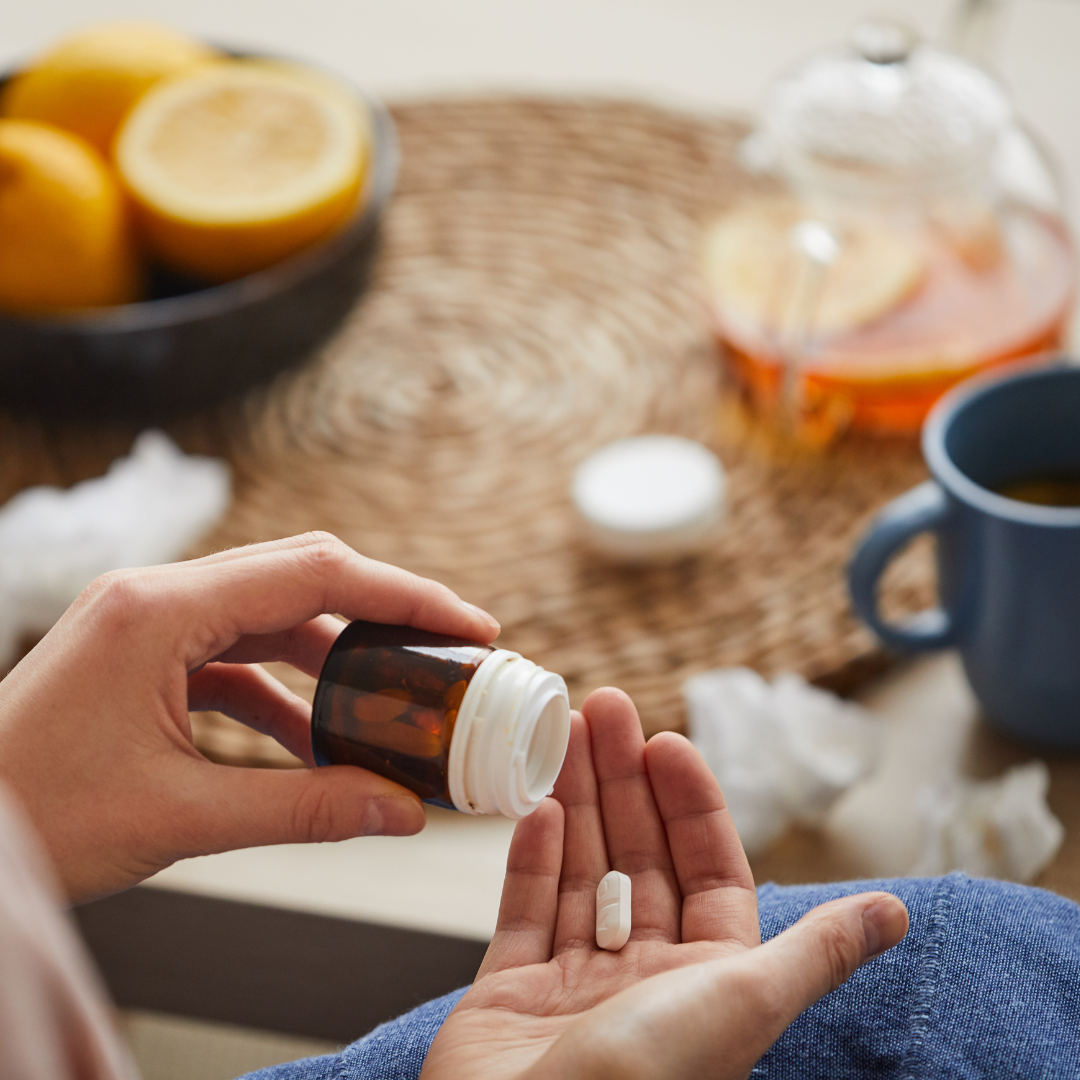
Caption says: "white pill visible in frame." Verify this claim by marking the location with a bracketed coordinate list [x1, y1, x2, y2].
[595, 870, 632, 951]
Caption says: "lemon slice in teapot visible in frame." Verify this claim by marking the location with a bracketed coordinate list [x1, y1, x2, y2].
[704, 198, 926, 337]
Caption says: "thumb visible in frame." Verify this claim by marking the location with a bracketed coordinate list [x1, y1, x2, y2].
[746, 891, 909, 1038]
[182, 761, 427, 854]
[524, 892, 908, 1080]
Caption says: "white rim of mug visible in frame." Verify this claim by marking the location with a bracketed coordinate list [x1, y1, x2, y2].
[922, 355, 1080, 528]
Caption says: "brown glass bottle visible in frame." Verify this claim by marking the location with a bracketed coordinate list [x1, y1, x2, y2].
[313, 621, 572, 818]
[312, 621, 494, 808]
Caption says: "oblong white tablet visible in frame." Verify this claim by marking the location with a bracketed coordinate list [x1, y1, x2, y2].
[596, 870, 632, 951]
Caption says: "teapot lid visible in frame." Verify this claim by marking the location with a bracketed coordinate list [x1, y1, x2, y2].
[754, 18, 1013, 198]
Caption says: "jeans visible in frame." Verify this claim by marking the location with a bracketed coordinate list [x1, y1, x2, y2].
[244, 874, 1080, 1079]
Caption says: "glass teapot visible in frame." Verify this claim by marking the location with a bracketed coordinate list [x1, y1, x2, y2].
[703, 18, 1075, 443]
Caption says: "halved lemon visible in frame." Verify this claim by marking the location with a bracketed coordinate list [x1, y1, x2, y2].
[0, 21, 218, 156]
[0, 119, 137, 313]
[115, 60, 370, 282]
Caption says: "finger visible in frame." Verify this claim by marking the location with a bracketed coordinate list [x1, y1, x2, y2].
[187, 663, 315, 764]
[176, 758, 427, 855]
[187, 533, 352, 566]
[586, 688, 681, 943]
[87, 533, 500, 668]
[551, 713, 610, 954]
[477, 798, 565, 978]
[645, 731, 758, 947]
[733, 893, 909, 1047]
[207, 614, 345, 678]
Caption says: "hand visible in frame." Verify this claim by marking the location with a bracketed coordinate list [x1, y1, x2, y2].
[0, 532, 500, 903]
[421, 688, 908, 1080]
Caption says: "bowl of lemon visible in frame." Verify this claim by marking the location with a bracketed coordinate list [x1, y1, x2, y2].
[0, 22, 396, 421]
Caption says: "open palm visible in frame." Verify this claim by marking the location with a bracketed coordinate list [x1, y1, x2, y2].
[422, 687, 906, 1080]
[425, 685, 758, 1077]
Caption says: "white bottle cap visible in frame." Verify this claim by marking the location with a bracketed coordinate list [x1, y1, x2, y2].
[572, 436, 727, 563]
[596, 870, 632, 951]
[447, 649, 571, 819]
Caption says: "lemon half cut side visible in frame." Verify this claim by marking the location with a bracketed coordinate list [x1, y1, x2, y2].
[115, 60, 371, 282]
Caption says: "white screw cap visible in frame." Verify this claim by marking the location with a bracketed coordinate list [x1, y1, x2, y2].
[447, 650, 570, 819]
[595, 870, 632, 951]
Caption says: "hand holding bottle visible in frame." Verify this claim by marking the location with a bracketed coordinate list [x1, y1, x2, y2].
[0, 532, 500, 902]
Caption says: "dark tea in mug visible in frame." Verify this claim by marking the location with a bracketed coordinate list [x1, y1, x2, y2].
[995, 473, 1080, 507]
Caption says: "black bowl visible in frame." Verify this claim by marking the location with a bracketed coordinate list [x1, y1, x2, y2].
[0, 89, 397, 423]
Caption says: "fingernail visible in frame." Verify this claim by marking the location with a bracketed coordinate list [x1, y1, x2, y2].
[462, 600, 500, 633]
[862, 897, 907, 959]
[363, 797, 426, 836]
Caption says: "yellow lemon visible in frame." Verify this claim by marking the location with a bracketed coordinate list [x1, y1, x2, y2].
[0, 22, 218, 157]
[115, 60, 370, 282]
[0, 120, 138, 313]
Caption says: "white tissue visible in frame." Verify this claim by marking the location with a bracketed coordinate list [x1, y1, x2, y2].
[685, 668, 878, 855]
[0, 431, 230, 665]
[910, 761, 1064, 882]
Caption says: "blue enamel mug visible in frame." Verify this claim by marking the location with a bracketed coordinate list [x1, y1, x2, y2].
[848, 360, 1080, 748]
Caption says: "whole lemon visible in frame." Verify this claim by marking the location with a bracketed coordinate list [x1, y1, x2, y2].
[0, 120, 138, 313]
[1, 22, 218, 156]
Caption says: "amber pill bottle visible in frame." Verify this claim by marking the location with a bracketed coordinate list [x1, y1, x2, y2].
[312, 621, 572, 819]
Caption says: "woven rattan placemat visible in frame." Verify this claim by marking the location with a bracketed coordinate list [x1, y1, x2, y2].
[0, 98, 933, 767]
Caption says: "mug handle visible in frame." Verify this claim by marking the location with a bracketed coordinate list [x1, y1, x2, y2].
[847, 480, 957, 651]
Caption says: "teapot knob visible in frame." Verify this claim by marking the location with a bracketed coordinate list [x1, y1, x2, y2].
[852, 18, 919, 65]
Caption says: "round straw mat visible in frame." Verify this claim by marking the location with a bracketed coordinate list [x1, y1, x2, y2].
[0, 98, 933, 768]
[185, 98, 932, 765]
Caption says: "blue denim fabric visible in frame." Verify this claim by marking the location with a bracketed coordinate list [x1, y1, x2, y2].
[754, 875, 1080, 1078]
[244, 874, 1080, 1080]
[239, 988, 468, 1080]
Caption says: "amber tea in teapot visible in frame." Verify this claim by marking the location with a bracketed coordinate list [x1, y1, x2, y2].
[704, 20, 1075, 443]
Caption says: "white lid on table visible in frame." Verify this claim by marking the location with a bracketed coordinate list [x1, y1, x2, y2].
[571, 435, 726, 562]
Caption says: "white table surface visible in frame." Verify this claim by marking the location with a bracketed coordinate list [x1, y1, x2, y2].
[10, 0, 1080, 940]
[148, 807, 517, 941]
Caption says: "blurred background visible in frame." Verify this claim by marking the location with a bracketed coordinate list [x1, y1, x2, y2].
[7, 0, 1077, 341]
[5, 0, 1079, 212]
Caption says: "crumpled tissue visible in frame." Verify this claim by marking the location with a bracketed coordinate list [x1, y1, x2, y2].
[684, 667, 878, 856]
[0, 431, 230, 666]
[911, 761, 1064, 882]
